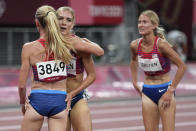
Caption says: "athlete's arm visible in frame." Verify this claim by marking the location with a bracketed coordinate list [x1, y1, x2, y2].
[70, 52, 96, 97]
[130, 40, 141, 96]
[72, 37, 104, 56]
[158, 40, 187, 89]
[18, 44, 31, 114]
[158, 40, 186, 108]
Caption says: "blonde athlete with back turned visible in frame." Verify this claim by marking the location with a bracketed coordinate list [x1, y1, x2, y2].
[18, 5, 103, 131]
[18, 5, 74, 131]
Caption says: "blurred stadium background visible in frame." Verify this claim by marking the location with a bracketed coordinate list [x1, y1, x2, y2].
[0, 0, 196, 130]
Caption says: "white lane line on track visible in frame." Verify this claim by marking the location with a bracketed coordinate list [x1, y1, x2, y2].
[177, 104, 196, 109]
[93, 121, 196, 131]
[93, 116, 142, 123]
[0, 108, 20, 112]
[1, 111, 196, 123]
[0, 116, 22, 121]
[91, 107, 141, 114]
[0, 123, 47, 130]
[0, 125, 20, 130]
[92, 111, 196, 123]
[91, 103, 196, 115]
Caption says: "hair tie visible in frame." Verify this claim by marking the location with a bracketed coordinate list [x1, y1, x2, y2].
[44, 11, 55, 17]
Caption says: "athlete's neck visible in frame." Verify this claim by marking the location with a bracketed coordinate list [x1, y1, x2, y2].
[142, 35, 156, 46]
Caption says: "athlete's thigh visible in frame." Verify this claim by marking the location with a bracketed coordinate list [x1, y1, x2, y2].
[48, 110, 68, 131]
[159, 94, 176, 131]
[142, 94, 160, 131]
[71, 99, 92, 131]
[65, 117, 72, 131]
[21, 104, 44, 131]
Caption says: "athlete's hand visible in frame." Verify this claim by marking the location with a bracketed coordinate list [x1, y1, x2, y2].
[65, 92, 75, 113]
[161, 90, 173, 109]
[20, 97, 29, 115]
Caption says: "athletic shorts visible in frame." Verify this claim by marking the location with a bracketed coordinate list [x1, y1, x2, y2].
[29, 89, 67, 117]
[70, 90, 85, 109]
[142, 81, 172, 104]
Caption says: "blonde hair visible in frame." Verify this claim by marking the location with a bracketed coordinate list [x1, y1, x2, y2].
[35, 5, 74, 64]
[141, 10, 166, 40]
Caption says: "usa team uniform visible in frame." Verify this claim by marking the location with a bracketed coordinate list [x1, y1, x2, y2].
[137, 37, 172, 104]
[29, 39, 68, 116]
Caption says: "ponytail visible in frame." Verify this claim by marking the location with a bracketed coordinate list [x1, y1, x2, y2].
[35, 5, 74, 64]
[154, 26, 166, 40]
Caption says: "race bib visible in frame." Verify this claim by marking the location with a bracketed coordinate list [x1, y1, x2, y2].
[36, 60, 67, 80]
[67, 58, 76, 76]
[138, 54, 163, 72]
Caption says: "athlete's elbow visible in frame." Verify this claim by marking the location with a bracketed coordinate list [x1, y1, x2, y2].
[89, 73, 96, 82]
[182, 63, 187, 72]
[178, 62, 187, 73]
[18, 82, 26, 89]
[95, 49, 104, 56]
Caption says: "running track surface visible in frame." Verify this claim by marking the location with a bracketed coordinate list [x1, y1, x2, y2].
[0, 96, 196, 131]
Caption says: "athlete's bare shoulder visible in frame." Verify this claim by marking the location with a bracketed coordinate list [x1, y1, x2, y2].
[23, 40, 37, 48]
[130, 39, 137, 46]
[22, 40, 39, 56]
[130, 38, 141, 51]
[157, 39, 172, 50]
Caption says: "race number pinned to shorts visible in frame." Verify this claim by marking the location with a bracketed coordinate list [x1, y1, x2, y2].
[36, 60, 67, 80]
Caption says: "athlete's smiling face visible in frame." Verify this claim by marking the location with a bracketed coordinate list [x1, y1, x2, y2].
[138, 14, 156, 36]
[58, 10, 74, 36]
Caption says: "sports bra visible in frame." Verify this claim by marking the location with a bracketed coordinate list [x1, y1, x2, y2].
[32, 39, 67, 82]
[137, 37, 171, 76]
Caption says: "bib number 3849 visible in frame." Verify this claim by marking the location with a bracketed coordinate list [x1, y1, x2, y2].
[36, 60, 67, 80]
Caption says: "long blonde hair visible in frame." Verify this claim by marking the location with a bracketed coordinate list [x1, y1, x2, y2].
[35, 5, 74, 64]
[141, 10, 166, 40]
